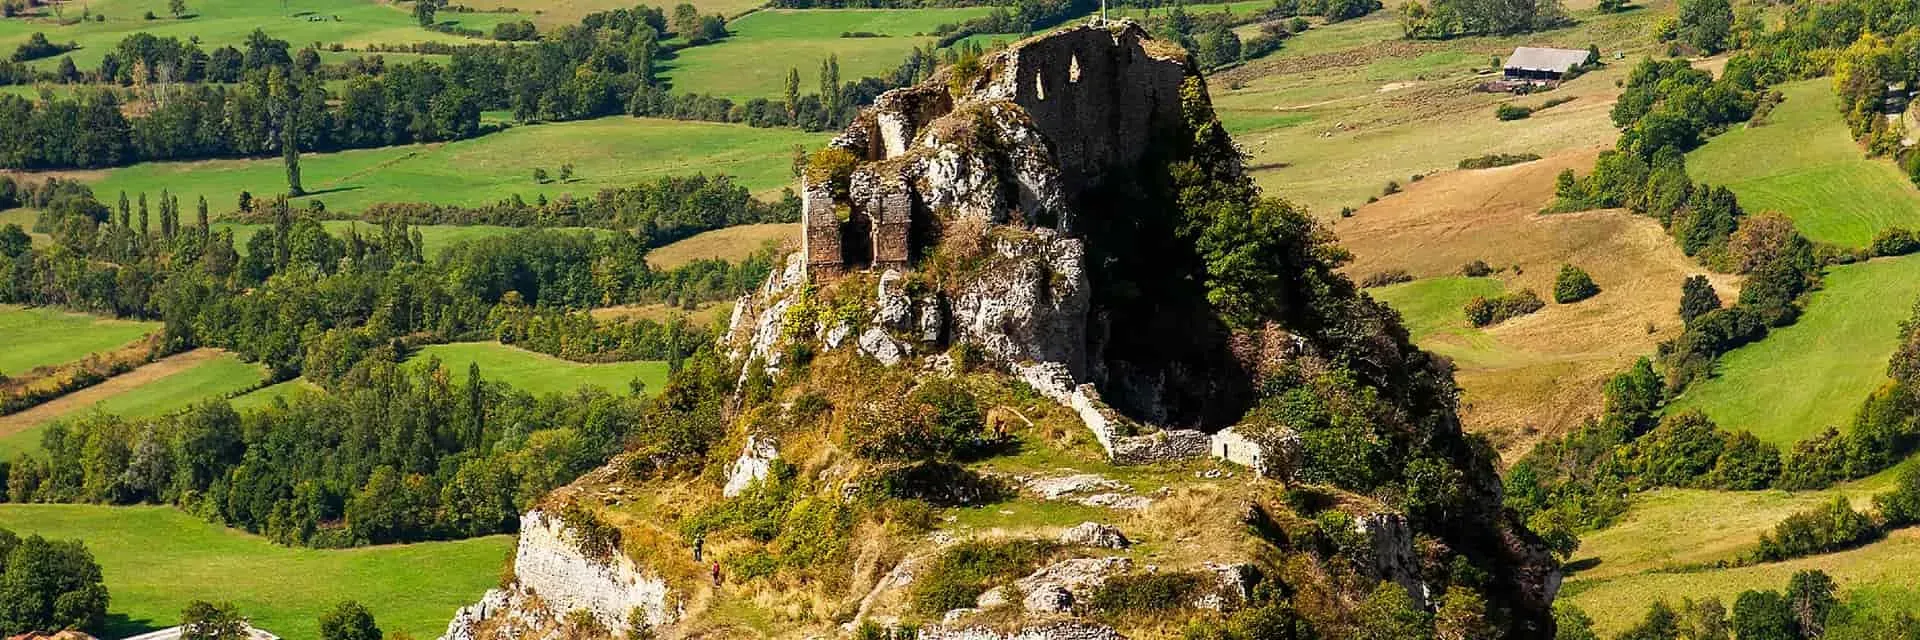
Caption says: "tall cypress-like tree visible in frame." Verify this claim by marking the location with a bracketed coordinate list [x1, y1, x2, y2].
[197, 195, 210, 232]
[137, 192, 149, 236]
[785, 67, 801, 120]
[117, 191, 130, 227]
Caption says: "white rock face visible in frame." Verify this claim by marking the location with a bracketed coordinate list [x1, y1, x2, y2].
[858, 327, 907, 366]
[921, 622, 1126, 640]
[1356, 512, 1430, 608]
[1008, 557, 1132, 613]
[875, 269, 913, 330]
[438, 511, 674, 640]
[722, 435, 779, 498]
[1058, 522, 1130, 549]
[948, 230, 1090, 378]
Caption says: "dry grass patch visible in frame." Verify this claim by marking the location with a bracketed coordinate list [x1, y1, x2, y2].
[648, 223, 797, 270]
[590, 301, 734, 327]
[1336, 148, 1739, 456]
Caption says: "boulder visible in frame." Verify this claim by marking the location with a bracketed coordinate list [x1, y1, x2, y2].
[1058, 522, 1130, 549]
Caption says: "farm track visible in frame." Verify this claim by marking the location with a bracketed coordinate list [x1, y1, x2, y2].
[0, 348, 228, 437]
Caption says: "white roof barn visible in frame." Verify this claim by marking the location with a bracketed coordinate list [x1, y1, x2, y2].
[1503, 47, 1592, 80]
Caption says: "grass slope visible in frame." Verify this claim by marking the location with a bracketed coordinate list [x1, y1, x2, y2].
[1668, 255, 1920, 445]
[1687, 79, 1920, 248]
[660, 8, 996, 99]
[410, 342, 668, 396]
[464, 0, 767, 26]
[0, 305, 157, 376]
[1367, 276, 1505, 355]
[88, 117, 825, 217]
[0, 504, 511, 640]
[0, 0, 510, 71]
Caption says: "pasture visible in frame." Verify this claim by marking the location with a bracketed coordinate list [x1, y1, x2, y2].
[0, 208, 49, 247]
[1208, 0, 1670, 217]
[89, 116, 826, 217]
[1338, 149, 1735, 455]
[1687, 79, 1920, 248]
[1667, 255, 1920, 445]
[646, 222, 796, 269]
[0, 349, 266, 460]
[0, 305, 157, 376]
[0, 0, 511, 71]
[659, 7, 998, 99]
[409, 342, 669, 396]
[463, 0, 768, 26]
[0, 504, 511, 640]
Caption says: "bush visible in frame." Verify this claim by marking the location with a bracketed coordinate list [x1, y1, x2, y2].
[1460, 260, 1493, 277]
[1678, 275, 1721, 325]
[1750, 497, 1879, 563]
[848, 378, 990, 461]
[1359, 269, 1414, 288]
[1553, 264, 1600, 303]
[1464, 290, 1545, 326]
[1086, 572, 1209, 617]
[1458, 153, 1541, 169]
[1382, 180, 1401, 195]
[1496, 103, 1534, 121]
[1872, 227, 1919, 257]
[909, 539, 1057, 614]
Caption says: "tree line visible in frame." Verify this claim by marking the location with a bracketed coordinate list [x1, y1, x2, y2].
[346, 173, 799, 247]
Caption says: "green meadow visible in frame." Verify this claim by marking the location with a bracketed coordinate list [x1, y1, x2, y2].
[0, 351, 266, 460]
[0, 504, 511, 640]
[0, 0, 511, 71]
[1367, 276, 1510, 365]
[1688, 79, 1920, 248]
[660, 7, 997, 99]
[410, 342, 669, 396]
[0, 305, 158, 376]
[89, 116, 827, 217]
[1668, 255, 1920, 445]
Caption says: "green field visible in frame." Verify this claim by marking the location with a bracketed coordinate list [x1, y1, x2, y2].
[410, 342, 669, 396]
[0, 504, 510, 640]
[207, 220, 613, 257]
[89, 116, 826, 217]
[0, 0, 509, 71]
[660, 7, 997, 99]
[1367, 276, 1512, 365]
[0, 305, 158, 376]
[1565, 457, 1920, 636]
[1668, 255, 1920, 445]
[1687, 79, 1920, 248]
[228, 378, 321, 413]
[0, 351, 266, 460]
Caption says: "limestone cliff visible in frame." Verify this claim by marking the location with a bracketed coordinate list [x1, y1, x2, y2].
[442, 20, 1560, 640]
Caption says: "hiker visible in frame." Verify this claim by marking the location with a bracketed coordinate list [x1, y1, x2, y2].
[711, 561, 722, 587]
[692, 534, 704, 562]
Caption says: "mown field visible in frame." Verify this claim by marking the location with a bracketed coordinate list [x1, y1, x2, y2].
[1668, 255, 1920, 445]
[88, 116, 826, 217]
[0, 350, 266, 460]
[410, 342, 669, 396]
[646, 222, 795, 269]
[466, 0, 767, 26]
[0, 0, 511, 71]
[0, 305, 157, 376]
[659, 7, 997, 99]
[1687, 79, 1920, 248]
[0, 504, 511, 640]
[1565, 457, 1920, 636]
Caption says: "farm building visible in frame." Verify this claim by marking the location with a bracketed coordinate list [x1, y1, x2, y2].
[1502, 47, 1593, 83]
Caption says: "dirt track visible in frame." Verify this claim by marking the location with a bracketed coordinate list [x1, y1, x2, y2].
[0, 348, 227, 437]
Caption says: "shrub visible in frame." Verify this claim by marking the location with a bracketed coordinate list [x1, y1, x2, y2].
[1460, 260, 1493, 277]
[1383, 180, 1401, 195]
[1872, 227, 1919, 256]
[848, 378, 990, 461]
[909, 539, 1057, 614]
[1464, 290, 1545, 326]
[1458, 153, 1541, 169]
[1496, 103, 1534, 121]
[1086, 572, 1208, 617]
[1553, 264, 1600, 303]
[1749, 497, 1879, 563]
[1359, 269, 1414, 288]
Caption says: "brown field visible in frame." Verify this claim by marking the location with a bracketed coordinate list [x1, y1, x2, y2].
[647, 222, 796, 270]
[0, 349, 226, 437]
[589, 301, 735, 327]
[1336, 148, 1740, 455]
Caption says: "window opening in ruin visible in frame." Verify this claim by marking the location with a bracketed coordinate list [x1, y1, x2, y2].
[1068, 55, 1082, 83]
[1035, 71, 1047, 100]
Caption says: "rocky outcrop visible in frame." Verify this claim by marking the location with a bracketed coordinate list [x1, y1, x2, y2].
[722, 435, 779, 498]
[438, 511, 673, 640]
[1355, 513, 1430, 609]
[921, 621, 1127, 640]
[1057, 522, 1130, 549]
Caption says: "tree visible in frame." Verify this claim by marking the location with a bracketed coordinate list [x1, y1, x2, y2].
[413, 0, 440, 27]
[169, 0, 187, 18]
[1731, 590, 1794, 640]
[1433, 588, 1490, 640]
[1679, 275, 1721, 325]
[784, 68, 801, 120]
[1555, 604, 1600, 640]
[558, 163, 574, 183]
[1354, 582, 1429, 640]
[671, 3, 700, 35]
[1676, 0, 1733, 53]
[1678, 598, 1730, 640]
[318, 601, 381, 640]
[1785, 570, 1836, 639]
[180, 601, 248, 640]
[0, 534, 109, 635]
[533, 167, 550, 184]
[1620, 600, 1679, 640]
[1553, 264, 1599, 303]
